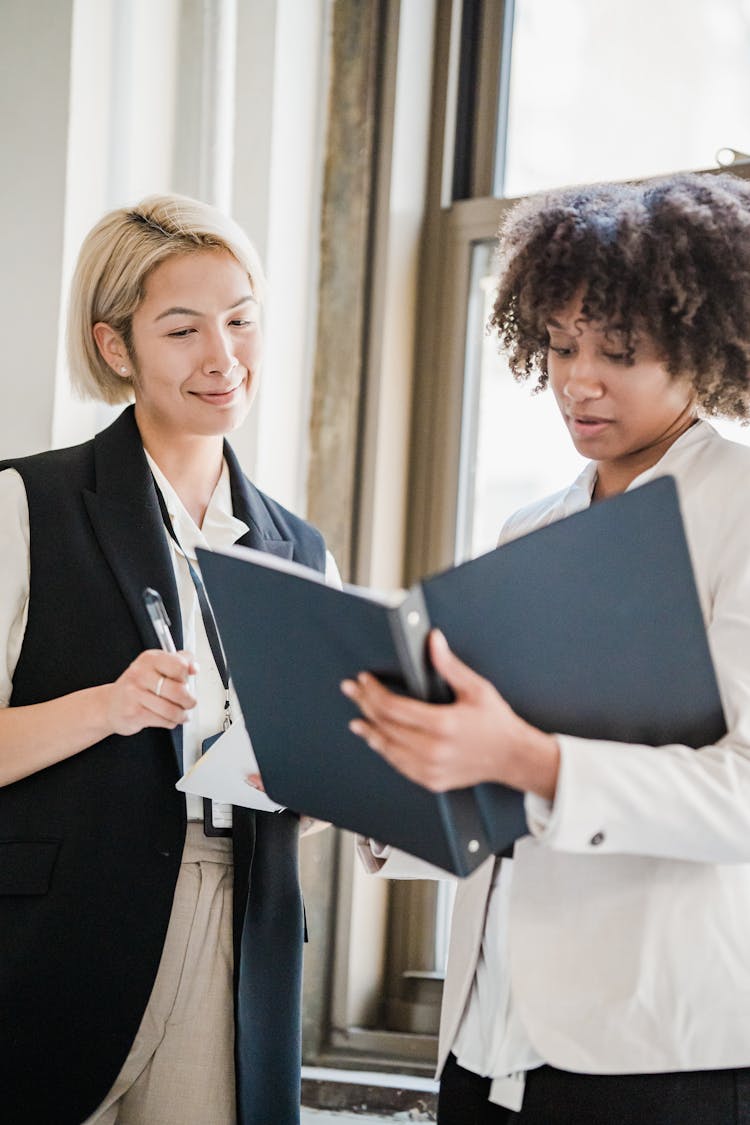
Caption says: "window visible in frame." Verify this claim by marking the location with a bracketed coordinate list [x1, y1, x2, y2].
[503, 0, 750, 198]
[457, 239, 586, 559]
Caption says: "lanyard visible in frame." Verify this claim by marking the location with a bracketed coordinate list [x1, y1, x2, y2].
[153, 480, 232, 730]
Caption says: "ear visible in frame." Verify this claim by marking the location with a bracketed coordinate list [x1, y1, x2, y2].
[93, 322, 131, 379]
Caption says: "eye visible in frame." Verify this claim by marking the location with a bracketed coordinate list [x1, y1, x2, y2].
[167, 327, 196, 339]
[602, 351, 629, 363]
[548, 344, 575, 358]
[229, 318, 256, 329]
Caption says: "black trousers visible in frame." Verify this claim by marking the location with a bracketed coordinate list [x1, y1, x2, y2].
[438, 1053, 750, 1125]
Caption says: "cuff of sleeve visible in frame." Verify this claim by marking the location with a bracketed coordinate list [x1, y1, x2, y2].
[524, 791, 554, 837]
[525, 734, 625, 853]
[523, 735, 569, 842]
[355, 837, 453, 880]
[355, 835, 390, 874]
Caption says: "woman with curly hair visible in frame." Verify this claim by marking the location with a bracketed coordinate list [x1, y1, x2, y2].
[348, 172, 750, 1123]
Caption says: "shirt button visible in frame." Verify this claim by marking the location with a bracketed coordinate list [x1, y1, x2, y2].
[589, 831, 605, 847]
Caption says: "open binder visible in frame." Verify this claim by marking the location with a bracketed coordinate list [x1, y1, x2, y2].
[196, 475, 725, 876]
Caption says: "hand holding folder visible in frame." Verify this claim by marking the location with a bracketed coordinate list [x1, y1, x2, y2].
[196, 477, 725, 876]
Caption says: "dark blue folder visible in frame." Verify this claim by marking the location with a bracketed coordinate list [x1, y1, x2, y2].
[197, 476, 725, 876]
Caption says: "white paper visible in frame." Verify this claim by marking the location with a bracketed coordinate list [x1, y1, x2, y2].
[176, 720, 285, 813]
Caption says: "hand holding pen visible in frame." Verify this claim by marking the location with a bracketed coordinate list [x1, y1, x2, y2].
[101, 588, 198, 738]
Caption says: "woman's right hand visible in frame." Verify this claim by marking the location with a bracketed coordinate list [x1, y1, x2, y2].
[0, 649, 199, 787]
[104, 649, 198, 736]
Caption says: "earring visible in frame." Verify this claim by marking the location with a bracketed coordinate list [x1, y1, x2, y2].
[119, 366, 128, 375]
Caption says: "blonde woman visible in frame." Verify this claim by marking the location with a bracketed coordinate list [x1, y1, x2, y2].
[0, 195, 333, 1125]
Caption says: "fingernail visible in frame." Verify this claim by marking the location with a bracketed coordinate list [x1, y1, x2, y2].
[340, 680, 356, 696]
[349, 720, 364, 735]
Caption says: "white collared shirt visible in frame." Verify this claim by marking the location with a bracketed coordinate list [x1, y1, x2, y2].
[145, 453, 251, 820]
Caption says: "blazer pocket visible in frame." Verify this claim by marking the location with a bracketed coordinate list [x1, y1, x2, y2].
[0, 839, 61, 895]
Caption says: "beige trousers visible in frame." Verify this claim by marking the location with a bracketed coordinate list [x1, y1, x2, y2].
[83, 824, 236, 1125]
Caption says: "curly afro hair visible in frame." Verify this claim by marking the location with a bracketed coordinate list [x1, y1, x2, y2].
[489, 172, 750, 419]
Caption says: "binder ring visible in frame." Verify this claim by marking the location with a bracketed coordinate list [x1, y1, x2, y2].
[154, 676, 165, 698]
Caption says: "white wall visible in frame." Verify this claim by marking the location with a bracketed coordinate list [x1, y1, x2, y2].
[0, 0, 75, 458]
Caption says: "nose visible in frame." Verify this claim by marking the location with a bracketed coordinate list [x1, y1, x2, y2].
[561, 353, 604, 403]
[203, 328, 239, 378]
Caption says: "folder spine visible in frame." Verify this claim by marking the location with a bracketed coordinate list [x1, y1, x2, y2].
[387, 587, 433, 700]
[389, 587, 454, 704]
[436, 790, 491, 876]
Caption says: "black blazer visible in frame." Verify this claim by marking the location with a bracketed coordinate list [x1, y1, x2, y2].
[0, 406, 325, 1125]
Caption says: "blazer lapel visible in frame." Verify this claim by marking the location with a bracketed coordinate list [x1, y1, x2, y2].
[82, 406, 184, 767]
[223, 440, 294, 559]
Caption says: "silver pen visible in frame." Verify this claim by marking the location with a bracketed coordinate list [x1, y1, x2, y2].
[142, 587, 177, 653]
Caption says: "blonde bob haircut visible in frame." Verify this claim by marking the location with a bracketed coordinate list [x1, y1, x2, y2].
[67, 193, 267, 405]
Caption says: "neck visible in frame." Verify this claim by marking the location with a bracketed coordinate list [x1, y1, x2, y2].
[593, 410, 698, 501]
[135, 412, 224, 527]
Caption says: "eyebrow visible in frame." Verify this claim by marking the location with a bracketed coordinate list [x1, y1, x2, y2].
[546, 315, 590, 330]
[546, 316, 626, 336]
[155, 295, 257, 321]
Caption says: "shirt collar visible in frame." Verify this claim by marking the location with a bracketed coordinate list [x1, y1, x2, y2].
[559, 418, 716, 514]
[144, 451, 250, 559]
[624, 418, 716, 491]
[555, 460, 598, 518]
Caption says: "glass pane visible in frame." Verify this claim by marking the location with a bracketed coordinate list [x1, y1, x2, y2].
[457, 241, 585, 561]
[502, 0, 750, 197]
[457, 241, 750, 561]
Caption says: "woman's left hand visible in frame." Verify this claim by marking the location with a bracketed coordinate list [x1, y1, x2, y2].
[341, 629, 560, 801]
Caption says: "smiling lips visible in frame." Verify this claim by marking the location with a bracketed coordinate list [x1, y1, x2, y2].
[191, 382, 244, 403]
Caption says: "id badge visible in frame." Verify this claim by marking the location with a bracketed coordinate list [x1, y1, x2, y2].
[201, 731, 233, 837]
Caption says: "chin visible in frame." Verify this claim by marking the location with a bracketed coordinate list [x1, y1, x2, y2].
[199, 411, 249, 439]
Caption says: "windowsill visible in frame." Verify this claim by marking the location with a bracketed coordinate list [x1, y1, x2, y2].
[301, 1065, 438, 1115]
[312, 1026, 438, 1075]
